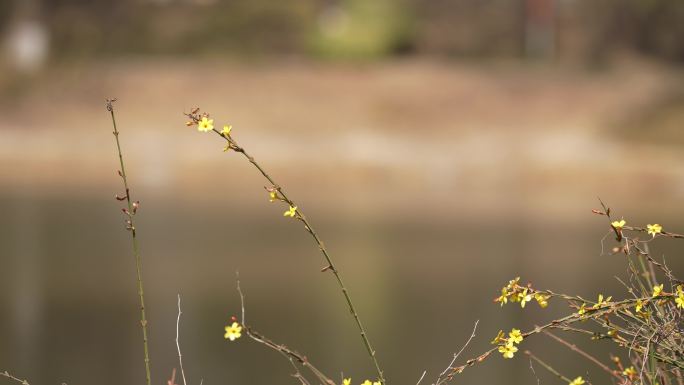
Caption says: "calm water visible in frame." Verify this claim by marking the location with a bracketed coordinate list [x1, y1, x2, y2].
[1, 192, 682, 385]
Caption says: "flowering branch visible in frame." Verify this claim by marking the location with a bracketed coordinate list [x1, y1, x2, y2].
[184, 109, 386, 384]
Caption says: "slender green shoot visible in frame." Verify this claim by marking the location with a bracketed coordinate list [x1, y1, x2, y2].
[107, 99, 152, 385]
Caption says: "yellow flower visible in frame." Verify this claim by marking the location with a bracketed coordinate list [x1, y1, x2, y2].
[498, 342, 518, 359]
[221, 125, 232, 136]
[361, 381, 373, 385]
[496, 287, 509, 306]
[283, 205, 297, 217]
[507, 277, 521, 289]
[373, 382, 381, 385]
[496, 277, 521, 306]
[592, 294, 611, 309]
[577, 303, 587, 316]
[508, 329, 523, 344]
[269, 190, 278, 202]
[569, 376, 585, 385]
[611, 219, 626, 229]
[635, 299, 644, 313]
[519, 288, 532, 308]
[343, 379, 351, 385]
[198, 116, 214, 132]
[652, 284, 664, 297]
[623, 366, 637, 378]
[224, 322, 242, 341]
[676, 286, 684, 309]
[534, 293, 550, 308]
[647, 223, 662, 237]
[490, 330, 505, 345]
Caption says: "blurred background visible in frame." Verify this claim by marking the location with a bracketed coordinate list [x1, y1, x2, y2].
[1, 0, 684, 384]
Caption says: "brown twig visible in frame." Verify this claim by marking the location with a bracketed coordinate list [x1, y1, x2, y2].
[167, 368, 178, 385]
[542, 329, 621, 381]
[236, 277, 335, 385]
[434, 320, 479, 385]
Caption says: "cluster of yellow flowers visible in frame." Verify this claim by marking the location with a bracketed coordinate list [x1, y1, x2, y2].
[495, 277, 549, 309]
[188, 114, 300, 220]
[576, 293, 612, 318]
[343, 379, 380, 385]
[268, 189, 298, 218]
[224, 320, 242, 342]
[491, 328, 524, 359]
[186, 114, 235, 151]
[193, 116, 233, 137]
[633, 284, 684, 319]
[676, 285, 684, 309]
[610, 219, 663, 237]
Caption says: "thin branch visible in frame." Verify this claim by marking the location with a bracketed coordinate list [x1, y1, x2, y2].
[435, 320, 479, 385]
[107, 98, 152, 385]
[524, 350, 574, 384]
[1, 371, 29, 385]
[176, 295, 188, 385]
[415, 371, 426, 385]
[235, 277, 335, 385]
[542, 329, 621, 380]
[528, 357, 541, 385]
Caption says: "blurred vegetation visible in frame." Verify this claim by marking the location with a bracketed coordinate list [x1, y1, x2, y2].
[308, 0, 415, 59]
[1, 0, 683, 62]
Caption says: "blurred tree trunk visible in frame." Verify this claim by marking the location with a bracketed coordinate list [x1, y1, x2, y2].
[523, 0, 556, 59]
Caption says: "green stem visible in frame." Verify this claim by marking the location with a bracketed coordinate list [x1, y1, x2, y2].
[108, 101, 152, 385]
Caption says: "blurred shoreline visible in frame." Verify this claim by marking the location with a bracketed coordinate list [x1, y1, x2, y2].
[1, 58, 682, 221]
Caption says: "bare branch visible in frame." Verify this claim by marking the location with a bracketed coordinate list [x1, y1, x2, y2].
[176, 295, 188, 385]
